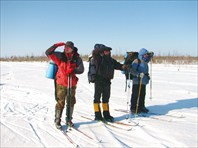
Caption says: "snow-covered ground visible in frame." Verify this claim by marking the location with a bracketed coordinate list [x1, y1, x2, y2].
[1, 61, 197, 147]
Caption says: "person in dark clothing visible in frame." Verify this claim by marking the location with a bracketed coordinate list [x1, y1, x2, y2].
[45, 41, 84, 129]
[91, 44, 128, 122]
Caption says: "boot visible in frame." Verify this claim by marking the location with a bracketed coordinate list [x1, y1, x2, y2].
[55, 109, 62, 129]
[94, 103, 103, 121]
[102, 103, 114, 122]
[66, 106, 74, 127]
[130, 108, 141, 114]
[140, 106, 149, 113]
[139, 94, 149, 113]
[66, 121, 74, 127]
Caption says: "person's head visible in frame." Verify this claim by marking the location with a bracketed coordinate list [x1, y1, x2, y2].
[94, 44, 106, 55]
[103, 47, 112, 56]
[138, 48, 154, 63]
[64, 41, 74, 54]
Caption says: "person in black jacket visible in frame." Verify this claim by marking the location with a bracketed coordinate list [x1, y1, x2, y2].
[91, 44, 128, 122]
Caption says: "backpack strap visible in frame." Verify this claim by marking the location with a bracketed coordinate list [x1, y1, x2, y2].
[136, 58, 141, 70]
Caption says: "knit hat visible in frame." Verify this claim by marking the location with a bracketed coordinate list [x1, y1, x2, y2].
[65, 41, 74, 49]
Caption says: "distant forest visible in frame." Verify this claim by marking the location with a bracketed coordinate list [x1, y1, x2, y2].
[0, 54, 197, 64]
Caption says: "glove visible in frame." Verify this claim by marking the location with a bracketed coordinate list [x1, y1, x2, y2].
[54, 42, 65, 47]
[122, 65, 130, 71]
[145, 73, 150, 80]
[66, 67, 74, 74]
[148, 51, 154, 57]
[138, 73, 144, 78]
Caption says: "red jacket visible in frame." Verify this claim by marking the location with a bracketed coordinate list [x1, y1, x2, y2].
[46, 45, 84, 87]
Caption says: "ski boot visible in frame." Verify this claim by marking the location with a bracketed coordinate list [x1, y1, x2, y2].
[55, 121, 62, 129]
[94, 103, 103, 121]
[130, 108, 142, 114]
[140, 107, 149, 113]
[102, 103, 114, 122]
[55, 109, 62, 129]
[103, 115, 114, 122]
[66, 121, 74, 128]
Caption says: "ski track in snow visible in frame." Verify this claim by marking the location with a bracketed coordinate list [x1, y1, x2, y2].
[29, 123, 47, 147]
[1, 62, 197, 147]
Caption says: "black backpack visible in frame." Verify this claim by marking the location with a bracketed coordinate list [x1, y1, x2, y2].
[123, 51, 140, 80]
[88, 57, 97, 83]
[87, 44, 110, 83]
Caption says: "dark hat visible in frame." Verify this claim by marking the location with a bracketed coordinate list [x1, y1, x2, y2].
[65, 41, 74, 49]
[104, 46, 112, 51]
[94, 44, 106, 50]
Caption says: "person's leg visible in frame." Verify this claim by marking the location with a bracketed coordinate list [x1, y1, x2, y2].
[130, 84, 139, 113]
[102, 82, 114, 122]
[93, 83, 103, 120]
[55, 84, 67, 129]
[139, 85, 149, 113]
[66, 86, 76, 126]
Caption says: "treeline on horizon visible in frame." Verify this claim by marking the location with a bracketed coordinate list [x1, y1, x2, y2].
[0, 54, 197, 64]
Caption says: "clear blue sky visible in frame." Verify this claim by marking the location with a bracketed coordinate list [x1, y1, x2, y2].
[1, 0, 197, 57]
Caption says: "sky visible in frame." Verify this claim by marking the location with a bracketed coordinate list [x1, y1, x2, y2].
[1, 0, 197, 57]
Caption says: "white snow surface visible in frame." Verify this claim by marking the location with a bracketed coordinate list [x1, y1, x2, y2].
[1, 61, 197, 148]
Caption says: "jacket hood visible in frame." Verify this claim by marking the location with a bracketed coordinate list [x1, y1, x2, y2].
[138, 48, 148, 60]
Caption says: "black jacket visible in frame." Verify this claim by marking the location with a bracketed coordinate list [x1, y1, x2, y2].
[96, 55, 123, 80]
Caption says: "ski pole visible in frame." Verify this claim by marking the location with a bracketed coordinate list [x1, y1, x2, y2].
[126, 72, 131, 119]
[135, 74, 143, 116]
[149, 59, 152, 100]
[69, 74, 73, 121]
[128, 78, 133, 122]
[66, 74, 72, 128]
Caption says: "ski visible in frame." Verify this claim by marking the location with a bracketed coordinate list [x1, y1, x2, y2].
[103, 120, 134, 131]
[59, 128, 79, 147]
[73, 127, 102, 143]
[66, 124, 102, 143]
[115, 109, 185, 119]
[145, 111, 184, 118]
[136, 113, 173, 122]
[115, 109, 173, 122]
[80, 115, 133, 131]
[114, 120, 139, 127]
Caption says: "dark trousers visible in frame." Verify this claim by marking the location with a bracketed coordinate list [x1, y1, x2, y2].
[94, 80, 111, 103]
[130, 84, 146, 110]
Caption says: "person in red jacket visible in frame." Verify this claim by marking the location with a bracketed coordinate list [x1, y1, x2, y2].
[45, 41, 84, 129]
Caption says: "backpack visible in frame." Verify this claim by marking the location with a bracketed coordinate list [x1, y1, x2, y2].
[87, 44, 107, 83]
[88, 57, 97, 83]
[123, 51, 140, 80]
